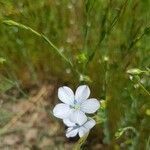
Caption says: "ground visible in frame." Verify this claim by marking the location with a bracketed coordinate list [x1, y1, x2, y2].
[0, 84, 75, 150]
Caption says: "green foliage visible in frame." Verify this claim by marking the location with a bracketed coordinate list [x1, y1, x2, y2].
[0, 0, 150, 149]
[0, 77, 15, 92]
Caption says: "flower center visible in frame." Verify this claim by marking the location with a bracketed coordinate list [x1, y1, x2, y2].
[74, 104, 80, 110]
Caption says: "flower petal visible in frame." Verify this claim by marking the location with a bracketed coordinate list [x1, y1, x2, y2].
[66, 127, 78, 138]
[75, 85, 90, 103]
[81, 98, 100, 114]
[78, 118, 95, 137]
[70, 110, 87, 126]
[84, 118, 96, 130]
[53, 103, 72, 119]
[63, 119, 76, 127]
[78, 126, 89, 137]
[58, 86, 74, 105]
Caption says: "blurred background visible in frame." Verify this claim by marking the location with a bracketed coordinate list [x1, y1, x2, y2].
[0, 0, 150, 149]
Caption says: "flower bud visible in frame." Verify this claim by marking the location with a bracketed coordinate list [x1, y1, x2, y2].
[127, 68, 142, 75]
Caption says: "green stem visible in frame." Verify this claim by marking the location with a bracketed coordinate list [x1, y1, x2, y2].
[2, 20, 80, 77]
[86, 0, 129, 66]
[137, 80, 150, 96]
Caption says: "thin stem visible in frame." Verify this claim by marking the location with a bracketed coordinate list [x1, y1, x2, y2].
[86, 0, 129, 67]
[146, 136, 150, 150]
[41, 35, 74, 68]
[137, 80, 150, 96]
[82, 0, 96, 76]
[2, 20, 80, 77]
[127, 32, 145, 51]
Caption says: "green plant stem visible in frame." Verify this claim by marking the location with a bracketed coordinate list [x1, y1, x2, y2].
[127, 31, 146, 51]
[146, 136, 150, 150]
[73, 133, 89, 150]
[137, 80, 150, 96]
[2, 20, 80, 77]
[116, 126, 139, 139]
[86, 0, 129, 66]
[41, 35, 73, 68]
[82, 0, 95, 76]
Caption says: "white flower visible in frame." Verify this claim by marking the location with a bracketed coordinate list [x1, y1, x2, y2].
[53, 85, 100, 125]
[63, 118, 96, 138]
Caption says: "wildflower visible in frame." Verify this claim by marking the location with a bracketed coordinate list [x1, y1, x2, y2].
[63, 118, 96, 138]
[53, 85, 100, 125]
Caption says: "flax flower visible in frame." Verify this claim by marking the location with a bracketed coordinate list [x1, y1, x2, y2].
[63, 118, 96, 138]
[53, 85, 100, 125]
